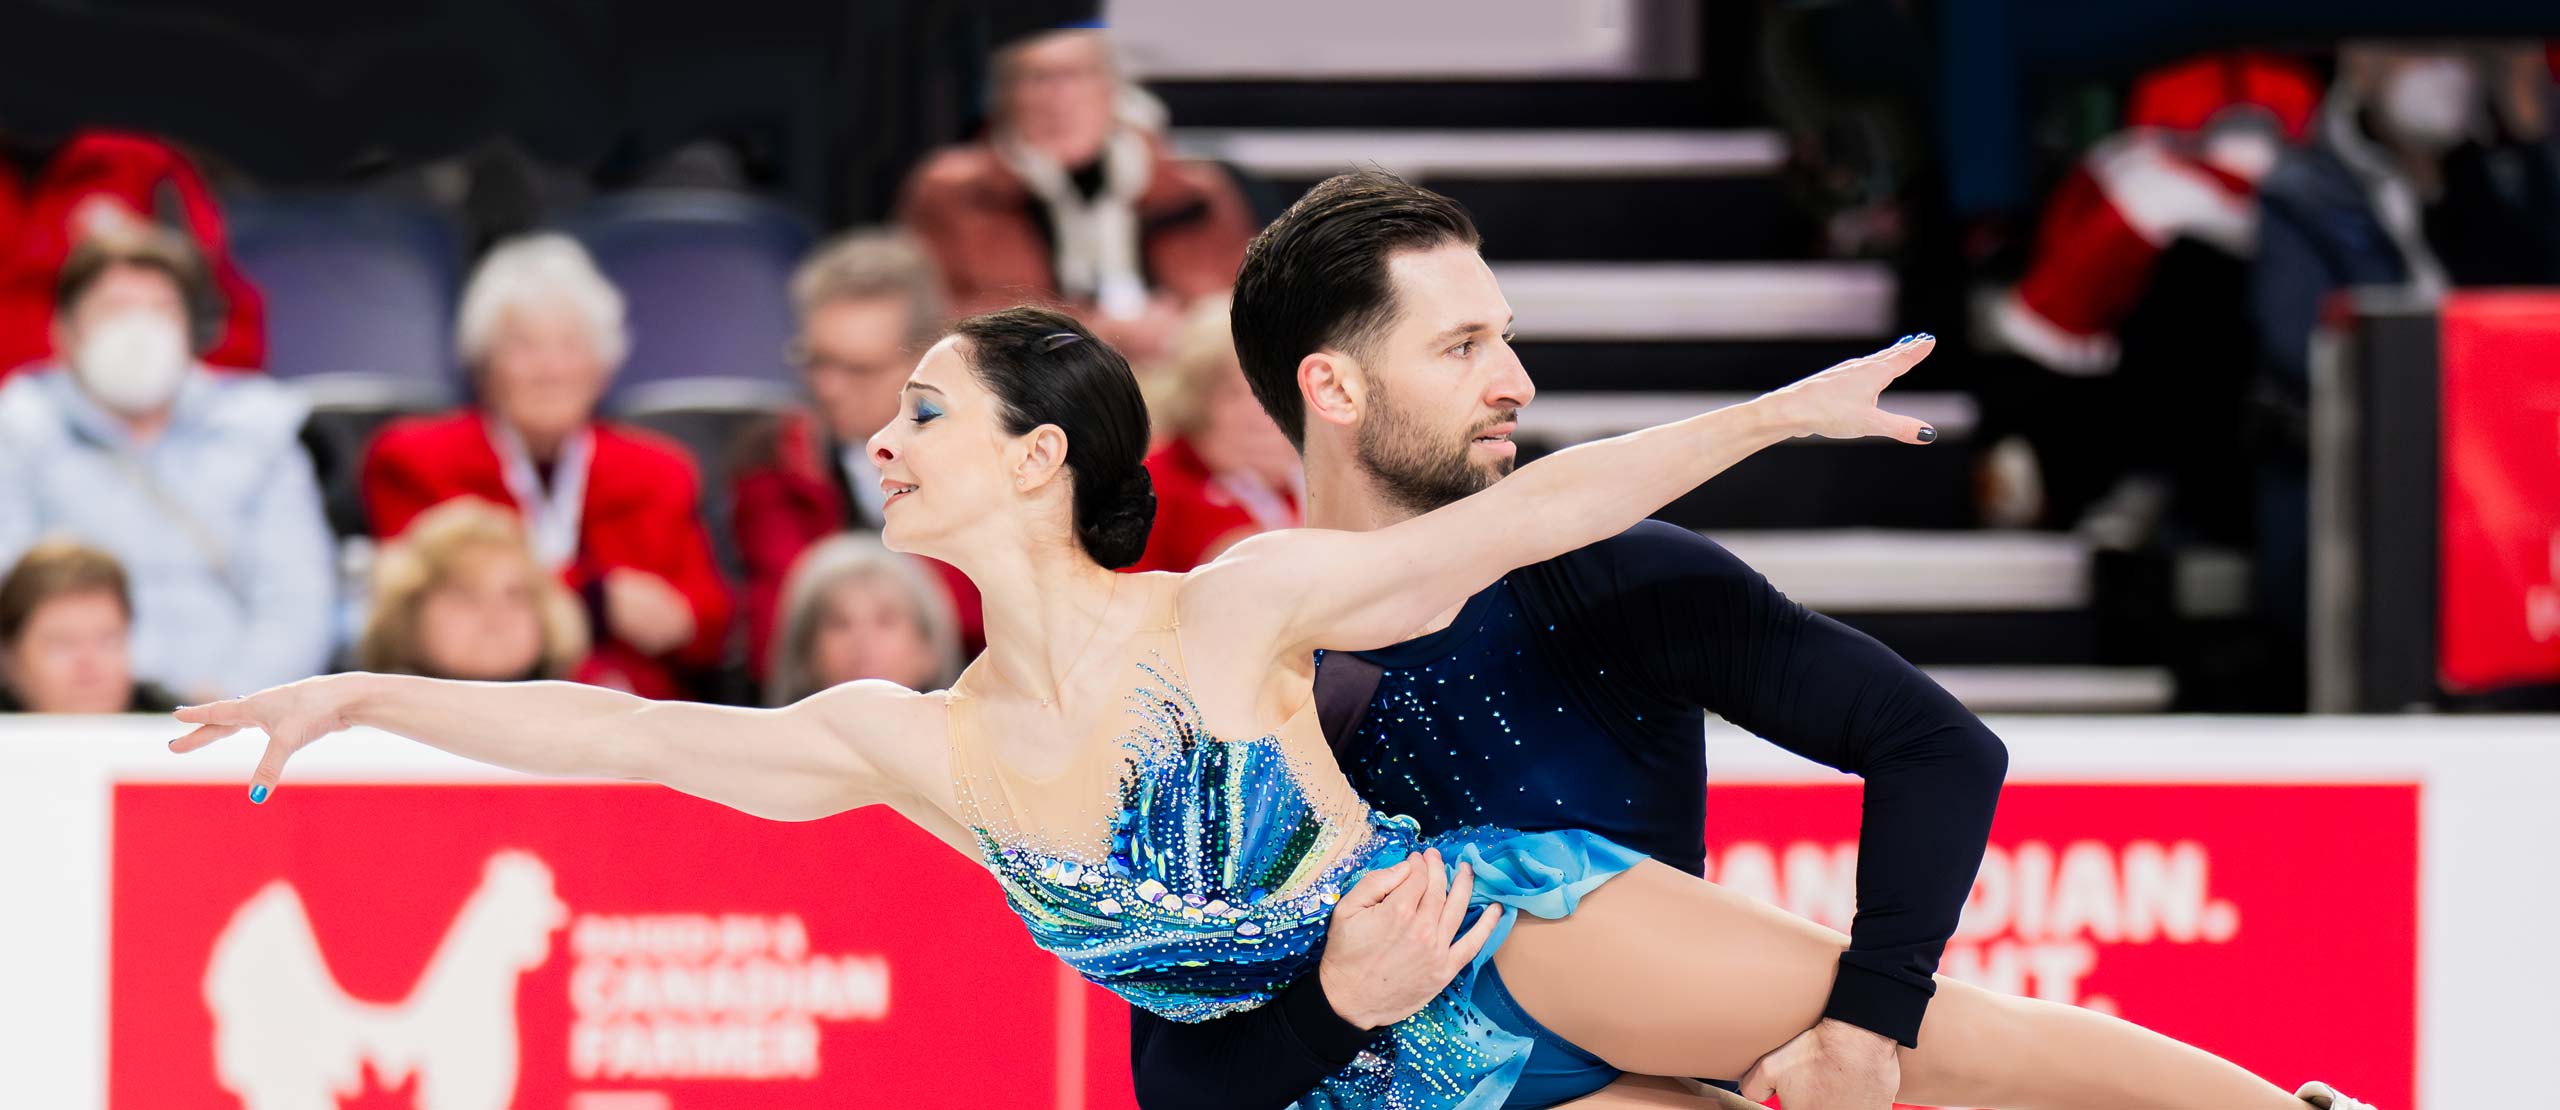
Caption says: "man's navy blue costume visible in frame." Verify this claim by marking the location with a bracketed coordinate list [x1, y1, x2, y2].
[1127, 522, 2009, 1108]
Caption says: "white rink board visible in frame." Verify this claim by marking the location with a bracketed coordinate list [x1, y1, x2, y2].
[3, 713, 2553, 1108]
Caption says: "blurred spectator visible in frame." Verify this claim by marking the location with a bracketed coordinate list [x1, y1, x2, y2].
[1132, 297, 1300, 572]
[730, 230, 983, 682]
[2256, 44, 2560, 389]
[1994, 53, 2322, 379]
[1977, 52, 2324, 540]
[357, 498, 591, 681]
[362, 234, 732, 699]
[0, 226, 331, 702]
[2250, 44, 2560, 672]
[896, 24, 1254, 363]
[0, 539, 180, 714]
[765, 533, 961, 705]
[1, 130, 263, 377]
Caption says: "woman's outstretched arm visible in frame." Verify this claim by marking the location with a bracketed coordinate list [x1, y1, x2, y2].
[1193, 337, 1937, 657]
[168, 673, 940, 821]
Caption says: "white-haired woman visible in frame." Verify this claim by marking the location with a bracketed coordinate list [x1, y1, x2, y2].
[360, 233, 732, 700]
[764, 533, 962, 706]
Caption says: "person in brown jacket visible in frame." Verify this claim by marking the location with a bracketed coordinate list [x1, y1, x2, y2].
[895, 24, 1256, 364]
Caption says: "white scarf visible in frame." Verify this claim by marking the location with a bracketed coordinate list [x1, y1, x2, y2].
[489, 417, 594, 570]
[1210, 469, 1301, 534]
[995, 126, 1156, 320]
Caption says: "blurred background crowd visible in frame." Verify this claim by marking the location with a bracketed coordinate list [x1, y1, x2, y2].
[1, 0, 2554, 719]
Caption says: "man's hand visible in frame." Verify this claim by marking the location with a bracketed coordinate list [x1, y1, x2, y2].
[1735, 1018, 1902, 1110]
[1315, 847, 1503, 1030]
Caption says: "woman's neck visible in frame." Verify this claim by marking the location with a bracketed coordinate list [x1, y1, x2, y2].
[961, 539, 1127, 702]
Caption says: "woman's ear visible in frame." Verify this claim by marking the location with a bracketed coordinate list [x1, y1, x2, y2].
[1013, 423, 1072, 491]
[1299, 350, 1365, 436]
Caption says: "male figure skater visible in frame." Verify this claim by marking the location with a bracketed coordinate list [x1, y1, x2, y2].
[1125, 171, 2009, 1109]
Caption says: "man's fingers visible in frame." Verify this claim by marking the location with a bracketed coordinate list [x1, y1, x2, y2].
[1382, 857, 1429, 919]
[1442, 901, 1502, 974]
[1398, 850, 1439, 903]
[167, 722, 242, 753]
[1735, 1059, 1776, 1102]
[1435, 860, 1476, 940]
[1339, 859, 1412, 912]
[1408, 848, 1447, 933]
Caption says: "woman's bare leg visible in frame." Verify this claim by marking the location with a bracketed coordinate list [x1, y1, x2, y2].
[1493, 860, 2313, 1109]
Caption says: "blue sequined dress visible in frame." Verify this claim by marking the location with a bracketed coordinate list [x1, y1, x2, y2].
[945, 591, 1646, 1109]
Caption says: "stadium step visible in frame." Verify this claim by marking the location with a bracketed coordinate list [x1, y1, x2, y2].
[1494, 262, 1893, 341]
[1175, 127, 1811, 259]
[1152, 79, 1760, 130]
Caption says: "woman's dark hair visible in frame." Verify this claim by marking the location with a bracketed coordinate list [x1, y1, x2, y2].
[1230, 170, 1482, 449]
[949, 307, 1156, 568]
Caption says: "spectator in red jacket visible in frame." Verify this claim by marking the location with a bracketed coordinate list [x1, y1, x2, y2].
[1, 130, 263, 378]
[896, 25, 1254, 364]
[362, 234, 730, 699]
[728, 229, 982, 683]
[1130, 297, 1299, 572]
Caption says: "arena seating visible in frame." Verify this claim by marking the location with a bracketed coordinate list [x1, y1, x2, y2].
[1160, 70, 2172, 711]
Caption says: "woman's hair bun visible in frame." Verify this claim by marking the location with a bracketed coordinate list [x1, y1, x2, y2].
[1079, 468, 1156, 569]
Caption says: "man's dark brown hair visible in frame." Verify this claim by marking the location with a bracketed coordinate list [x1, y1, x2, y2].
[1229, 170, 1482, 450]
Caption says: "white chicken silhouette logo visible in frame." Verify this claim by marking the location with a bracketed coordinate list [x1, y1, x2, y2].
[202, 851, 569, 1110]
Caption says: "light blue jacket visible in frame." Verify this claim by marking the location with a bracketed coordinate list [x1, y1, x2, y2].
[0, 367, 333, 698]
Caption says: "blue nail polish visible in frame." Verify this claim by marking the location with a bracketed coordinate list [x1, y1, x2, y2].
[1916, 332, 1935, 341]
[249, 784, 268, 805]
[1894, 334, 1915, 345]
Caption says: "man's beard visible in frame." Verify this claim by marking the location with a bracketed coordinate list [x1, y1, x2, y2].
[1354, 397, 1515, 517]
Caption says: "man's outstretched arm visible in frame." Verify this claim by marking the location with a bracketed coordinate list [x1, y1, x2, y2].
[1602, 524, 2008, 1047]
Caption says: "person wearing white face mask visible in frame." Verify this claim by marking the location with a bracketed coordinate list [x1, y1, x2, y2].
[2248, 41, 2560, 705]
[0, 225, 334, 703]
[2257, 44, 2560, 390]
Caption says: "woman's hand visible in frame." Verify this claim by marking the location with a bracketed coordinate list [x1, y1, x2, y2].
[1759, 334, 1938, 443]
[168, 674, 366, 803]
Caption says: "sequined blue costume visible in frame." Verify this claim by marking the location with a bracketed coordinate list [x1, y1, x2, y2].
[946, 597, 1646, 1110]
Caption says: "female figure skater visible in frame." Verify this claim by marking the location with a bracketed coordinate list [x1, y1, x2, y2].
[174, 308, 2373, 1110]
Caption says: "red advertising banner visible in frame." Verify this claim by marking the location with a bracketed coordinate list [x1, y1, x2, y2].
[1703, 783, 2420, 1110]
[2439, 291, 2560, 694]
[110, 784, 1138, 1110]
[111, 781, 2417, 1109]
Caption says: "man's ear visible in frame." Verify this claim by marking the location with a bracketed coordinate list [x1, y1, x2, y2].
[1299, 349, 1367, 436]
